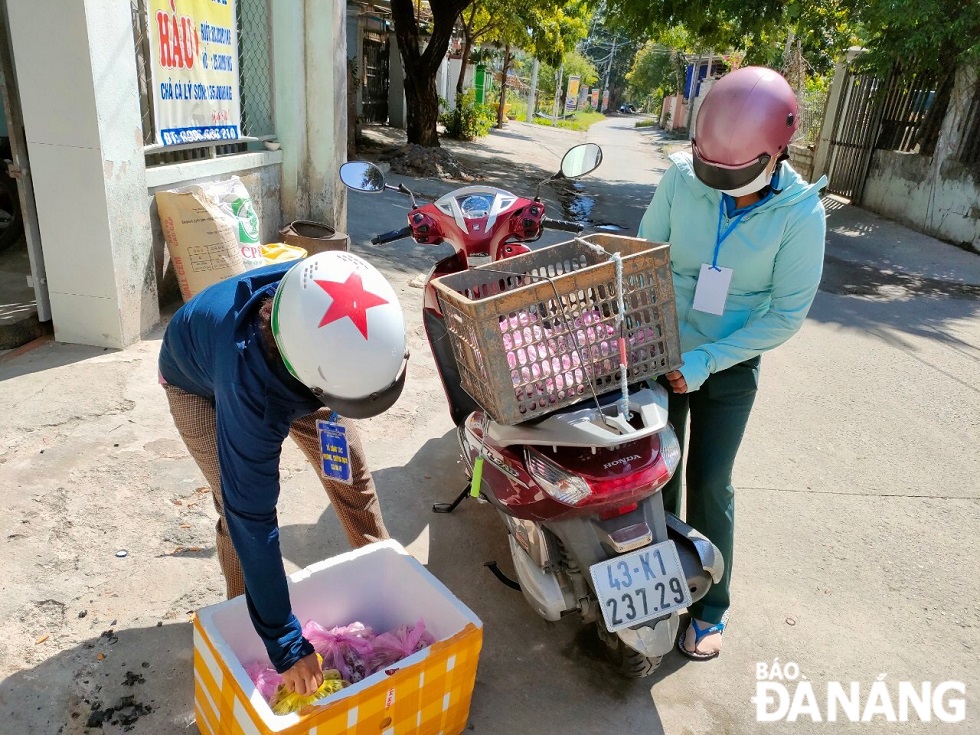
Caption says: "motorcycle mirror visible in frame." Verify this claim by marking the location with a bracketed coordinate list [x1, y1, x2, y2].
[559, 143, 603, 179]
[339, 161, 386, 193]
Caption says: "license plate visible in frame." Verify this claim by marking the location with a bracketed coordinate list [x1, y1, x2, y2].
[589, 541, 692, 632]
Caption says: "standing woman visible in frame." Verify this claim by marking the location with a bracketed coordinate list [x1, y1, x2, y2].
[638, 67, 827, 659]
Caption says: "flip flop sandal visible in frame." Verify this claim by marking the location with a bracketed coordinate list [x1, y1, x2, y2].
[677, 611, 730, 661]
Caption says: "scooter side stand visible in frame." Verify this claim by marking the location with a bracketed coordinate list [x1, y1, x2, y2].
[430, 486, 521, 590]
[431, 485, 487, 513]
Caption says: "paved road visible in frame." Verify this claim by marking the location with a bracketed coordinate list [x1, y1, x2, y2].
[1, 116, 976, 734]
[347, 117, 980, 734]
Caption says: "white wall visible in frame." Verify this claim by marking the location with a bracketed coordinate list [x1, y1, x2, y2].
[8, 0, 156, 348]
[274, 0, 347, 228]
[388, 39, 406, 128]
[5, 0, 348, 347]
[860, 64, 980, 252]
[862, 152, 980, 251]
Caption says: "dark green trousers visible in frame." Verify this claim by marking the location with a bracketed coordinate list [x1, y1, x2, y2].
[660, 356, 760, 624]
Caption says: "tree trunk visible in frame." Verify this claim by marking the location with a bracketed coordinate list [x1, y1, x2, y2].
[404, 68, 442, 147]
[496, 45, 511, 129]
[390, 0, 469, 146]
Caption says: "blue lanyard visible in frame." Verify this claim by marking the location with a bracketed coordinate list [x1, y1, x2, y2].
[712, 200, 749, 270]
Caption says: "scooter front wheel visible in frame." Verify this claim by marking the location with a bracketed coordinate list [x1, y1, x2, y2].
[596, 622, 664, 678]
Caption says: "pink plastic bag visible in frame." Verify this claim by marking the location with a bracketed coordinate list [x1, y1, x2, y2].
[367, 618, 435, 674]
[245, 662, 283, 701]
[303, 621, 376, 683]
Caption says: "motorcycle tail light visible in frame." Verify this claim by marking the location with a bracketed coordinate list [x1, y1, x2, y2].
[599, 502, 638, 520]
[525, 448, 592, 506]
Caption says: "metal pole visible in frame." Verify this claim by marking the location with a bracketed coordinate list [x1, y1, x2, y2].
[527, 57, 539, 122]
[602, 36, 617, 112]
[553, 64, 563, 125]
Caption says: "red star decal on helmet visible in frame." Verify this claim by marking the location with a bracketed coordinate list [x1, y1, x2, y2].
[314, 272, 389, 339]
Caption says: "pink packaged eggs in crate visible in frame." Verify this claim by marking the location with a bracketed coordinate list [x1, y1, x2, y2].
[500, 307, 658, 405]
[432, 235, 682, 425]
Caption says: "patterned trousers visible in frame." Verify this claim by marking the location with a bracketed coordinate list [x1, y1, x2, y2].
[163, 384, 389, 599]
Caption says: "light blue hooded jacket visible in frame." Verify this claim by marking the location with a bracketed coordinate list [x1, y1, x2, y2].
[638, 151, 827, 391]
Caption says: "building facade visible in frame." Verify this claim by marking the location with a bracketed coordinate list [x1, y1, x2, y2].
[1, 0, 349, 348]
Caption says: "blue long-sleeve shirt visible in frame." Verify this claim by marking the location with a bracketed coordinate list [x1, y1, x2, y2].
[159, 262, 321, 673]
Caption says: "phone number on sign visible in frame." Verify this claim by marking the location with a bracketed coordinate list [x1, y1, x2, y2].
[160, 127, 239, 146]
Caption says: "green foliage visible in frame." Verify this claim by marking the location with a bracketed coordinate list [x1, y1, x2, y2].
[538, 51, 601, 101]
[597, 0, 979, 79]
[625, 38, 690, 100]
[578, 14, 638, 109]
[634, 118, 660, 127]
[531, 110, 606, 131]
[462, 0, 591, 66]
[852, 0, 980, 75]
[597, 0, 855, 78]
[440, 90, 497, 140]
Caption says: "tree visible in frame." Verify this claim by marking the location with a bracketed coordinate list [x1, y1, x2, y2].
[598, 0, 855, 76]
[390, 0, 473, 146]
[848, 0, 980, 154]
[625, 42, 688, 112]
[853, 0, 980, 75]
[453, 0, 590, 126]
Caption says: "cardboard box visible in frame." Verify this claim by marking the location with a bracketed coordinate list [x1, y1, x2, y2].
[193, 541, 483, 735]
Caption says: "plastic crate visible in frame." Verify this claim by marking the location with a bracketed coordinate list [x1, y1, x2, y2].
[431, 234, 681, 425]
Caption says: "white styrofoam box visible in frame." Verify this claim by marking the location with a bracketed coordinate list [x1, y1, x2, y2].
[194, 540, 483, 734]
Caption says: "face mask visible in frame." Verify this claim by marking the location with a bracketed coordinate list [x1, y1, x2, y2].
[720, 166, 775, 197]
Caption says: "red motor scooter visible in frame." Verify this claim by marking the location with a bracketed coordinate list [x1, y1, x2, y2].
[340, 146, 723, 676]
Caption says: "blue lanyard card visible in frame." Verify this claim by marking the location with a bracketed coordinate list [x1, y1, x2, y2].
[317, 418, 352, 485]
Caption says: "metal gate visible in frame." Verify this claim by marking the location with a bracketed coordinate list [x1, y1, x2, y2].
[361, 34, 389, 124]
[824, 70, 883, 201]
[824, 64, 943, 201]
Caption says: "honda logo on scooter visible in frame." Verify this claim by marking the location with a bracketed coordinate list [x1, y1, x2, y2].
[604, 455, 641, 469]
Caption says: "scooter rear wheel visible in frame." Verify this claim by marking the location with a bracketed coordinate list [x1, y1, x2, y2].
[597, 622, 664, 678]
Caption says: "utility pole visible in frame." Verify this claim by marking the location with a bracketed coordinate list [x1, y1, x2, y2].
[601, 35, 617, 112]
[527, 57, 539, 122]
[552, 64, 563, 126]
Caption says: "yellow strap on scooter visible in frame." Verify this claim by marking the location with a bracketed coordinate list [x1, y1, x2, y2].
[470, 455, 484, 498]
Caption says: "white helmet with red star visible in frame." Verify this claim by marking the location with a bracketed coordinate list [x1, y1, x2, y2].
[271, 251, 408, 418]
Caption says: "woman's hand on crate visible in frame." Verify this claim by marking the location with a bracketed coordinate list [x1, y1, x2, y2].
[665, 370, 688, 394]
[282, 652, 325, 695]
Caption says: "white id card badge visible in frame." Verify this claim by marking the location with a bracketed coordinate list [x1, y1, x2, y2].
[692, 264, 733, 315]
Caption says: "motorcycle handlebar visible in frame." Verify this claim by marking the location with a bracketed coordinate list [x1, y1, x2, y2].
[371, 225, 414, 245]
[542, 217, 585, 233]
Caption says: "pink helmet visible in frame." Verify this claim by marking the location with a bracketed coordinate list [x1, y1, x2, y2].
[692, 66, 799, 191]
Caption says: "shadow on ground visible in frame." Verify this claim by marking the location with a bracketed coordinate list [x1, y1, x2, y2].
[0, 623, 195, 734]
[0, 341, 118, 381]
[281, 429, 672, 734]
[812, 199, 980, 355]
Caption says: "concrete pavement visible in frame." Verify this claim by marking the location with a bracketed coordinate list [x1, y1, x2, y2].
[0, 116, 977, 734]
